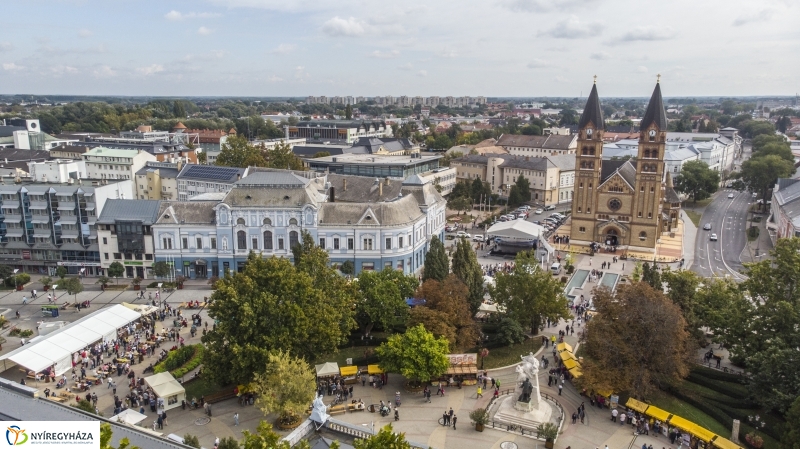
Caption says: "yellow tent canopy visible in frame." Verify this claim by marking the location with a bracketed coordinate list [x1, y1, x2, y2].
[559, 350, 576, 361]
[556, 342, 573, 353]
[340, 366, 358, 376]
[367, 365, 384, 374]
[568, 367, 582, 378]
[595, 389, 613, 398]
[625, 398, 649, 414]
[692, 426, 718, 443]
[711, 436, 743, 449]
[562, 358, 579, 370]
[668, 416, 716, 442]
[644, 405, 672, 422]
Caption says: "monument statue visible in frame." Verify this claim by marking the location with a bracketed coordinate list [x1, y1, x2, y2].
[514, 352, 541, 408]
[309, 393, 330, 426]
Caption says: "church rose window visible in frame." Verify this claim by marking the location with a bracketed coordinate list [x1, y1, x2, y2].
[608, 198, 622, 211]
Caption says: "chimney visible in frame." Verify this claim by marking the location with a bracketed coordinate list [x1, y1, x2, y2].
[343, 178, 347, 191]
[237, 174, 241, 180]
[384, 177, 390, 186]
[330, 186, 335, 203]
[379, 182, 383, 196]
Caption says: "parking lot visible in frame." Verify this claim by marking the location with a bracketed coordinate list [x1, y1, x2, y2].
[443, 203, 571, 248]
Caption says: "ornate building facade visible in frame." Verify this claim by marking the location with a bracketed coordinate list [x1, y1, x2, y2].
[569, 79, 680, 253]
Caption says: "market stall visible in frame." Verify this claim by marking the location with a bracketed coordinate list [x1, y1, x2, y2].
[438, 353, 478, 386]
[315, 362, 340, 378]
[339, 366, 359, 384]
[556, 342, 573, 353]
[367, 365, 383, 375]
[144, 372, 185, 411]
[111, 409, 148, 426]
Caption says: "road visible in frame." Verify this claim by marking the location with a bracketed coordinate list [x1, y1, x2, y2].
[692, 189, 752, 280]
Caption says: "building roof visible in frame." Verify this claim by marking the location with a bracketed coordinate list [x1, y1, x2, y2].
[547, 154, 576, 171]
[97, 199, 162, 224]
[84, 147, 141, 158]
[348, 137, 415, 154]
[774, 178, 800, 206]
[292, 144, 351, 157]
[295, 120, 386, 129]
[665, 186, 681, 203]
[50, 144, 90, 154]
[177, 164, 245, 183]
[327, 174, 404, 202]
[173, 122, 187, 130]
[640, 82, 668, 131]
[776, 178, 800, 191]
[156, 201, 217, 225]
[310, 153, 440, 165]
[236, 171, 311, 187]
[0, 147, 51, 162]
[496, 134, 576, 151]
[135, 165, 181, 178]
[578, 83, 605, 130]
[453, 153, 569, 172]
[600, 159, 637, 187]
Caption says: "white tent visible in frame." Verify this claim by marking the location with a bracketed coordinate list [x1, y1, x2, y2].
[144, 372, 185, 411]
[0, 305, 141, 375]
[315, 362, 340, 377]
[486, 220, 545, 242]
[111, 408, 148, 426]
[122, 302, 159, 316]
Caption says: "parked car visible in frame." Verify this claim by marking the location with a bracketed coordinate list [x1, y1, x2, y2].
[710, 233, 718, 241]
[445, 225, 458, 232]
[520, 205, 531, 211]
[473, 235, 485, 242]
[456, 231, 471, 239]
[727, 193, 734, 199]
[550, 213, 565, 219]
[703, 223, 711, 230]
[544, 205, 556, 211]
[535, 208, 544, 215]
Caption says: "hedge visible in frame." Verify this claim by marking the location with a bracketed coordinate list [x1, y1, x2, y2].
[154, 344, 204, 378]
[691, 366, 747, 384]
[686, 372, 749, 399]
[5, 273, 31, 288]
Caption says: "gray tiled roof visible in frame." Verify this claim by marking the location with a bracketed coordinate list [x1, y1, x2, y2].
[496, 134, 575, 150]
[578, 83, 605, 130]
[156, 201, 217, 225]
[774, 179, 800, 206]
[135, 166, 180, 178]
[666, 186, 681, 203]
[600, 159, 637, 187]
[0, 148, 51, 161]
[236, 171, 310, 187]
[640, 82, 668, 131]
[327, 174, 403, 203]
[98, 199, 161, 224]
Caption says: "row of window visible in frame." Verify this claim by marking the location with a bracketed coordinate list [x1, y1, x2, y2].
[577, 206, 653, 219]
[104, 253, 153, 261]
[575, 227, 648, 240]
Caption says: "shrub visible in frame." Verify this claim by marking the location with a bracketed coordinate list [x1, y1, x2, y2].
[691, 365, 747, 383]
[686, 372, 749, 398]
[748, 226, 760, 239]
[5, 273, 31, 288]
[147, 281, 159, 288]
[469, 408, 489, 425]
[154, 344, 204, 378]
[182, 434, 200, 449]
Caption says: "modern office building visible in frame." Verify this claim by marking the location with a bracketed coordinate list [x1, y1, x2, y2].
[97, 199, 161, 279]
[285, 120, 391, 144]
[135, 161, 182, 200]
[152, 169, 446, 278]
[306, 153, 441, 179]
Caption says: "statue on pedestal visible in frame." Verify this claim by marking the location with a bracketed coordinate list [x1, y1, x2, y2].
[514, 352, 541, 406]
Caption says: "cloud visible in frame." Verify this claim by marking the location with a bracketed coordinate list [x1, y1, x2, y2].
[500, 0, 599, 12]
[397, 63, 413, 71]
[614, 26, 676, 43]
[541, 15, 603, 39]
[269, 44, 296, 54]
[554, 75, 569, 83]
[369, 50, 399, 59]
[51, 65, 79, 75]
[590, 51, 610, 60]
[92, 65, 115, 78]
[197, 26, 213, 36]
[266, 75, 283, 82]
[527, 58, 551, 68]
[294, 66, 309, 81]
[637, 66, 648, 73]
[733, 9, 774, 26]
[321, 16, 365, 37]
[136, 64, 165, 75]
[77, 29, 92, 38]
[417, 70, 427, 77]
[438, 49, 457, 58]
[165, 10, 220, 21]
[0, 42, 11, 52]
[2, 63, 24, 71]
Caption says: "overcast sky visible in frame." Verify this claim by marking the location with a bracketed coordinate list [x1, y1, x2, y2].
[1, 0, 797, 97]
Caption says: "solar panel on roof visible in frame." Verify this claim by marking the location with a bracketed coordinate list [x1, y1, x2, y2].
[182, 165, 241, 181]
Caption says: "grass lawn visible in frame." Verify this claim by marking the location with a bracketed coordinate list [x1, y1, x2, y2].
[649, 392, 730, 437]
[480, 338, 544, 369]
[183, 377, 225, 400]
[685, 210, 702, 227]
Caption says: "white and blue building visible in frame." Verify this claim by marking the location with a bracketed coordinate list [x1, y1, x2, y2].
[152, 169, 446, 278]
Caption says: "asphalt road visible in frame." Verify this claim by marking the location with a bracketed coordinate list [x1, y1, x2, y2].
[691, 189, 752, 280]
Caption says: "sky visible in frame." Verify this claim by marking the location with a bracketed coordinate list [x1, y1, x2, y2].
[0, 0, 798, 97]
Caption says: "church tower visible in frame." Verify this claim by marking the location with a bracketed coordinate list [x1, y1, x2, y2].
[630, 77, 668, 249]
[569, 78, 605, 246]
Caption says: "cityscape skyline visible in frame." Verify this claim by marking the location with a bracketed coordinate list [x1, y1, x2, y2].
[0, 0, 797, 97]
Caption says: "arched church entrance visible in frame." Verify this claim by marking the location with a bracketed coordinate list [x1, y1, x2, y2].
[603, 227, 620, 247]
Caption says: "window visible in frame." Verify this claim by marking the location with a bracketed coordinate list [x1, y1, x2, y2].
[319, 238, 326, 248]
[385, 238, 392, 250]
[385, 261, 392, 269]
[577, 207, 582, 213]
[640, 186, 645, 192]
[579, 227, 586, 232]
[145, 254, 153, 260]
[638, 211, 643, 218]
[398, 236, 404, 248]
[347, 238, 354, 250]
[587, 207, 591, 213]
[104, 253, 109, 260]
[114, 253, 121, 259]
[608, 198, 622, 211]
[289, 218, 298, 226]
[182, 237, 188, 249]
[579, 183, 583, 188]
[162, 237, 172, 249]
[278, 238, 284, 250]
[648, 212, 652, 219]
[263, 218, 271, 226]
[363, 238, 374, 250]
[639, 231, 647, 241]
[211, 237, 217, 249]
[196, 237, 203, 249]
[237, 217, 245, 225]
[361, 262, 374, 271]
[102, 237, 107, 244]
[237, 231, 247, 250]
[333, 238, 340, 250]
[289, 231, 299, 248]
[252, 237, 258, 250]
[650, 186, 655, 193]
[263, 231, 272, 250]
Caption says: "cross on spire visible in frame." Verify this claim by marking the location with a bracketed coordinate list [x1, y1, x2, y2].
[657, 73, 661, 83]
[593, 74, 597, 85]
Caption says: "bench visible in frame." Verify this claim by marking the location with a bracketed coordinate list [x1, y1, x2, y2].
[205, 389, 237, 404]
[329, 405, 346, 416]
[347, 403, 365, 412]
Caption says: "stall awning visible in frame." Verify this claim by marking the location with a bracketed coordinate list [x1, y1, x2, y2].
[669, 416, 716, 442]
[562, 358, 579, 370]
[596, 389, 613, 398]
[645, 405, 672, 422]
[568, 367, 582, 378]
[315, 362, 340, 377]
[559, 350, 576, 361]
[556, 342, 573, 353]
[340, 366, 358, 376]
[144, 372, 185, 398]
[625, 398, 649, 414]
[367, 365, 384, 375]
[110, 409, 148, 426]
[711, 436, 743, 449]
[445, 365, 477, 375]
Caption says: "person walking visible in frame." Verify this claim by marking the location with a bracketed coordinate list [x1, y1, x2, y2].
[476, 386, 483, 398]
[452, 414, 457, 430]
[558, 383, 563, 395]
[233, 412, 239, 426]
[611, 409, 618, 422]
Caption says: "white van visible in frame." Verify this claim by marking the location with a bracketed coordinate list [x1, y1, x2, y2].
[550, 262, 562, 275]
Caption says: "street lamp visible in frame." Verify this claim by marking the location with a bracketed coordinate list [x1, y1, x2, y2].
[52, 284, 58, 302]
[12, 269, 18, 291]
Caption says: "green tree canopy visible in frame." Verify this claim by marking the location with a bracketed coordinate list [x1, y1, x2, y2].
[100, 423, 139, 449]
[253, 350, 316, 421]
[62, 277, 84, 300]
[451, 238, 484, 313]
[263, 140, 305, 170]
[489, 250, 570, 334]
[411, 275, 480, 350]
[674, 160, 720, 204]
[241, 421, 311, 449]
[354, 425, 412, 449]
[422, 235, 449, 282]
[152, 261, 170, 278]
[738, 154, 795, 204]
[355, 268, 418, 335]
[376, 324, 449, 386]
[216, 134, 268, 167]
[107, 261, 124, 280]
[203, 253, 355, 385]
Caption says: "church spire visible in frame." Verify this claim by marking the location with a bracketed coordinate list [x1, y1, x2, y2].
[640, 78, 667, 131]
[578, 80, 604, 130]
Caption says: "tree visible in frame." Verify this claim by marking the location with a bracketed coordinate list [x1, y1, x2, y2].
[253, 350, 316, 424]
[489, 250, 570, 335]
[738, 155, 795, 206]
[661, 268, 704, 342]
[182, 435, 200, 449]
[355, 268, 418, 335]
[56, 266, 67, 280]
[451, 238, 484, 313]
[216, 438, 239, 449]
[173, 100, 186, 118]
[423, 235, 449, 282]
[203, 253, 355, 385]
[581, 282, 692, 398]
[107, 261, 124, 281]
[781, 396, 800, 449]
[96, 276, 111, 288]
[341, 260, 355, 275]
[216, 135, 267, 167]
[674, 160, 720, 204]
[494, 315, 526, 346]
[152, 261, 170, 278]
[264, 141, 304, 171]
[354, 425, 412, 449]
[62, 277, 84, 301]
[99, 423, 139, 449]
[376, 324, 449, 387]
[197, 151, 207, 164]
[449, 196, 471, 214]
[241, 421, 311, 449]
[509, 174, 532, 206]
[411, 275, 480, 350]
[345, 104, 353, 119]
[640, 262, 661, 291]
[0, 265, 13, 282]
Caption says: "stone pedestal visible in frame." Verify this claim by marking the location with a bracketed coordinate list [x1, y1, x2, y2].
[514, 399, 535, 413]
